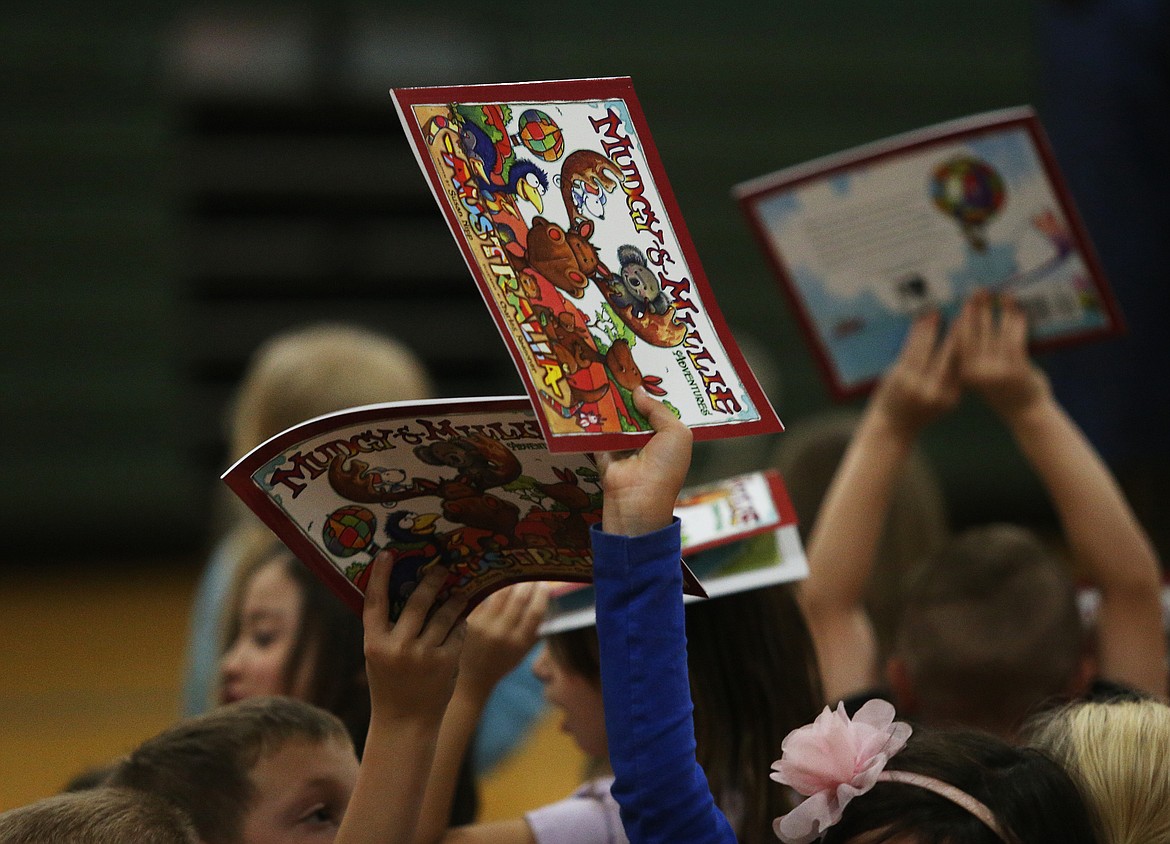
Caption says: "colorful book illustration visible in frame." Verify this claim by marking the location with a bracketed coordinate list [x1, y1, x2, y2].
[222, 396, 703, 621]
[735, 107, 1123, 400]
[392, 77, 781, 452]
[541, 469, 808, 634]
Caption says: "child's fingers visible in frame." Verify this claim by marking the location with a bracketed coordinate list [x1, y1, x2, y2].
[443, 618, 468, 653]
[926, 311, 960, 384]
[516, 582, 550, 641]
[632, 386, 692, 461]
[896, 310, 940, 373]
[394, 565, 449, 641]
[999, 294, 1028, 354]
[952, 294, 977, 362]
[361, 550, 395, 636]
[486, 582, 547, 629]
[954, 289, 995, 368]
[972, 288, 994, 355]
[633, 386, 685, 436]
[422, 589, 470, 646]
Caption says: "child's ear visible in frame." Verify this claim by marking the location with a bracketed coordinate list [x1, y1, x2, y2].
[885, 655, 918, 715]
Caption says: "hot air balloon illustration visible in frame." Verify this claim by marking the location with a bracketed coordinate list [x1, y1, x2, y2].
[513, 109, 564, 162]
[322, 505, 378, 558]
[930, 155, 1005, 251]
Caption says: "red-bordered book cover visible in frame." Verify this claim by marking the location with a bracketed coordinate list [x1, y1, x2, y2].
[735, 106, 1123, 401]
[222, 396, 703, 620]
[391, 77, 781, 451]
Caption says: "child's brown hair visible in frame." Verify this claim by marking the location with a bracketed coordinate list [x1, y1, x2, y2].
[108, 696, 351, 844]
[896, 523, 1085, 735]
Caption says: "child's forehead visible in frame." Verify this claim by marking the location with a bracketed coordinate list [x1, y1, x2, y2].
[251, 733, 358, 789]
[242, 562, 303, 610]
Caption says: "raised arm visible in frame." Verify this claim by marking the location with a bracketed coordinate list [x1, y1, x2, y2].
[593, 388, 737, 844]
[956, 290, 1167, 699]
[336, 556, 467, 844]
[799, 312, 961, 705]
[411, 583, 548, 844]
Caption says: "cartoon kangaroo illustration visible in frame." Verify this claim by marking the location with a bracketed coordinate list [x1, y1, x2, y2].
[534, 466, 597, 548]
[539, 336, 666, 419]
[543, 310, 602, 377]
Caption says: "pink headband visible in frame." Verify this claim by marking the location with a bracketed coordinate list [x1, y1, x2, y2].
[876, 770, 1008, 841]
[770, 700, 1008, 844]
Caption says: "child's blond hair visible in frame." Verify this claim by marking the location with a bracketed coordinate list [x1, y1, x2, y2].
[1027, 698, 1170, 844]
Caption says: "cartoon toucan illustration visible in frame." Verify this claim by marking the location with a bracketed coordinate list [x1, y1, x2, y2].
[455, 106, 548, 213]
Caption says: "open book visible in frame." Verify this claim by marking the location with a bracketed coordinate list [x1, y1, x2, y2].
[541, 469, 808, 634]
[222, 396, 704, 621]
[392, 76, 781, 451]
[736, 107, 1123, 400]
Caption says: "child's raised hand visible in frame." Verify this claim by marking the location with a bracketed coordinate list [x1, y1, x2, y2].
[598, 386, 692, 536]
[458, 581, 549, 702]
[955, 289, 1051, 422]
[871, 309, 961, 441]
[362, 554, 468, 726]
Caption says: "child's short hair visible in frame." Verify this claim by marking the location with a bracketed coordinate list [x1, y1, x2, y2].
[108, 696, 351, 844]
[821, 728, 1099, 844]
[0, 787, 197, 844]
[896, 523, 1083, 734]
[1026, 698, 1170, 844]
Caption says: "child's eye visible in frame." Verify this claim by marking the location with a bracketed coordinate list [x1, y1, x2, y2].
[299, 805, 339, 827]
[251, 629, 278, 648]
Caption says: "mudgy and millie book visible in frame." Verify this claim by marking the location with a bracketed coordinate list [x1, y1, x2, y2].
[735, 106, 1123, 400]
[222, 397, 707, 621]
[392, 77, 782, 452]
[541, 469, 809, 634]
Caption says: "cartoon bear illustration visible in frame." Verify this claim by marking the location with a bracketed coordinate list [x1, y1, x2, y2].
[520, 216, 610, 298]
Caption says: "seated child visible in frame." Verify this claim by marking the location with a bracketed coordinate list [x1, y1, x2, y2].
[798, 290, 1166, 733]
[110, 561, 466, 844]
[110, 695, 359, 844]
[218, 543, 479, 822]
[0, 787, 198, 844]
[1025, 697, 1170, 844]
[588, 387, 1101, 844]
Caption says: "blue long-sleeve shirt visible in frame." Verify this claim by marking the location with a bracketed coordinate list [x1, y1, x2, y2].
[591, 521, 738, 844]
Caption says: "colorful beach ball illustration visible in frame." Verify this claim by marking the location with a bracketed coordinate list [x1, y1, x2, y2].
[515, 109, 564, 162]
[322, 505, 377, 557]
[930, 155, 1006, 251]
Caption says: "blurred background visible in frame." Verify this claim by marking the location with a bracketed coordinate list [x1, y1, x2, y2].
[2, 0, 1166, 813]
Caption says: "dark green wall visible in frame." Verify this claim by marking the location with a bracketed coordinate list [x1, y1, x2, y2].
[1, 1, 1048, 559]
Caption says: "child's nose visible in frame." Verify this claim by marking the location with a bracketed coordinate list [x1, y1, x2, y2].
[220, 642, 245, 678]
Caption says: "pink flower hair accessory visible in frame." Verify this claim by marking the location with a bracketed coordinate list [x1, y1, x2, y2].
[770, 699, 912, 844]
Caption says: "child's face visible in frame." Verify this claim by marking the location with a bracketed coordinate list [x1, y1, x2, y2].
[240, 735, 359, 844]
[220, 559, 312, 704]
[532, 643, 608, 759]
